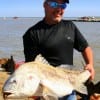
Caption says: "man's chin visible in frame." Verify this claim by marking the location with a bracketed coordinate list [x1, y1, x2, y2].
[52, 17, 62, 23]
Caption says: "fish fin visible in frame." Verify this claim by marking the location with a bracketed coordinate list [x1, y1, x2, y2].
[75, 82, 88, 94]
[34, 54, 49, 65]
[79, 70, 91, 82]
[34, 84, 58, 99]
[74, 70, 91, 94]
[42, 85, 58, 100]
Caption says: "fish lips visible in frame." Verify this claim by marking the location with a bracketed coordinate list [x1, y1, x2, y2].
[3, 91, 15, 99]
[3, 91, 32, 99]
[3, 91, 23, 99]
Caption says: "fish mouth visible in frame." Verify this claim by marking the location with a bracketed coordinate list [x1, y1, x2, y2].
[3, 91, 13, 99]
[3, 91, 29, 99]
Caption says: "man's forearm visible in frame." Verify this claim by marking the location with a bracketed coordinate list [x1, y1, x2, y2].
[82, 46, 94, 66]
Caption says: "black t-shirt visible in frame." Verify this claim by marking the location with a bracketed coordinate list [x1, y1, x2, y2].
[23, 19, 88, 66]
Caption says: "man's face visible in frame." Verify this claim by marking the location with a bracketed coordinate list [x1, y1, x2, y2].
[44, 0, 67, 24]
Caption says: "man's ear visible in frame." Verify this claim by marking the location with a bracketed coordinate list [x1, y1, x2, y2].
[43, 1, 47, 8]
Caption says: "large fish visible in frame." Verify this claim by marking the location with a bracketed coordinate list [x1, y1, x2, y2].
[2, 54, 91, 99]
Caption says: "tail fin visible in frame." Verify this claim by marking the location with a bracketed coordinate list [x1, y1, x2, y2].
[74, 70, 91, 94]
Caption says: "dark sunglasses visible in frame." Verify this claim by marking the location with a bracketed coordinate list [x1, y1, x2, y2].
[47, 1, 67, 9]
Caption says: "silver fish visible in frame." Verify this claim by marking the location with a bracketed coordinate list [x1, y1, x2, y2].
[2, 54, 91, 99]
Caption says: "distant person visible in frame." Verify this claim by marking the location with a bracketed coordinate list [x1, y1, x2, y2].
[23, 0, 95, 99]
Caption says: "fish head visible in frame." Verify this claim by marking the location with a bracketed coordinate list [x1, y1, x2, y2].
[2, 54, 50, 99]
[2, 70, 40, 99]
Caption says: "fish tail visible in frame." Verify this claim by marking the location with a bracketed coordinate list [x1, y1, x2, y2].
[74, 70, 91, 94]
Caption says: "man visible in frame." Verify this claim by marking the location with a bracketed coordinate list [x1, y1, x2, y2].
[23, 0, 95, 99]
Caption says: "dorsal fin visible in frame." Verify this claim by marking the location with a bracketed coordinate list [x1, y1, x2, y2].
[34, 54, 49, 65]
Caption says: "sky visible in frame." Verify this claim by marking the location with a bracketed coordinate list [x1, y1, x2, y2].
[0, 0, 100, 17]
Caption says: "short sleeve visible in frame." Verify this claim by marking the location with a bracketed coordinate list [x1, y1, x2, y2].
[23, 29, 39, 62]
[73, 24, 89, 52]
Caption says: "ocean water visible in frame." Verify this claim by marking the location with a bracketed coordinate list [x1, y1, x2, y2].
[0, 17, 100, 82]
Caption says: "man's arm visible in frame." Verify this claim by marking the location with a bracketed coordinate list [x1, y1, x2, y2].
[23, 31, 39, 62]
[82, 46, 95, 80]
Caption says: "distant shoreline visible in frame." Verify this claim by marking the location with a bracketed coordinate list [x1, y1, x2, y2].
[71, 16, 100, 22]
[0, 16, 100, 22]
[70, 19, 100, 22]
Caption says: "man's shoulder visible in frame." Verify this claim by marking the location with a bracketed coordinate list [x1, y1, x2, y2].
[61, 20, 76, 28]
[62, 20, 74, 25]
[23, 20, 44, 36]
[29, 20, 44, 30]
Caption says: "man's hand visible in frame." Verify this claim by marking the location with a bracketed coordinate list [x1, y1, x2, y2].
[84, 64, 95, 80]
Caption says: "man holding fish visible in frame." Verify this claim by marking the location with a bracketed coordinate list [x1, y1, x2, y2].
[22, 0, 95, 100]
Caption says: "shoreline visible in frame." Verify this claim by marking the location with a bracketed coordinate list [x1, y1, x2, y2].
[1, 17, 100, 22]
[71, 19, 100, 22]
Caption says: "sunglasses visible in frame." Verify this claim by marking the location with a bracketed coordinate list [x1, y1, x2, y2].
[47, 1, 67, 9]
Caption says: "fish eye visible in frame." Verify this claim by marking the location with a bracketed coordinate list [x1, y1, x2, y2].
[13, 80, 17, 83]
[10, 78, 17, 84]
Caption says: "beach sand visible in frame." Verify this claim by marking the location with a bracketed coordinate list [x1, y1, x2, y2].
[0, 71, 10, 100]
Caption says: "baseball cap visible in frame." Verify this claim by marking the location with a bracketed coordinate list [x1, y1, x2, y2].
[45, 0, 69, 4]
[64, 0, 69, 3]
